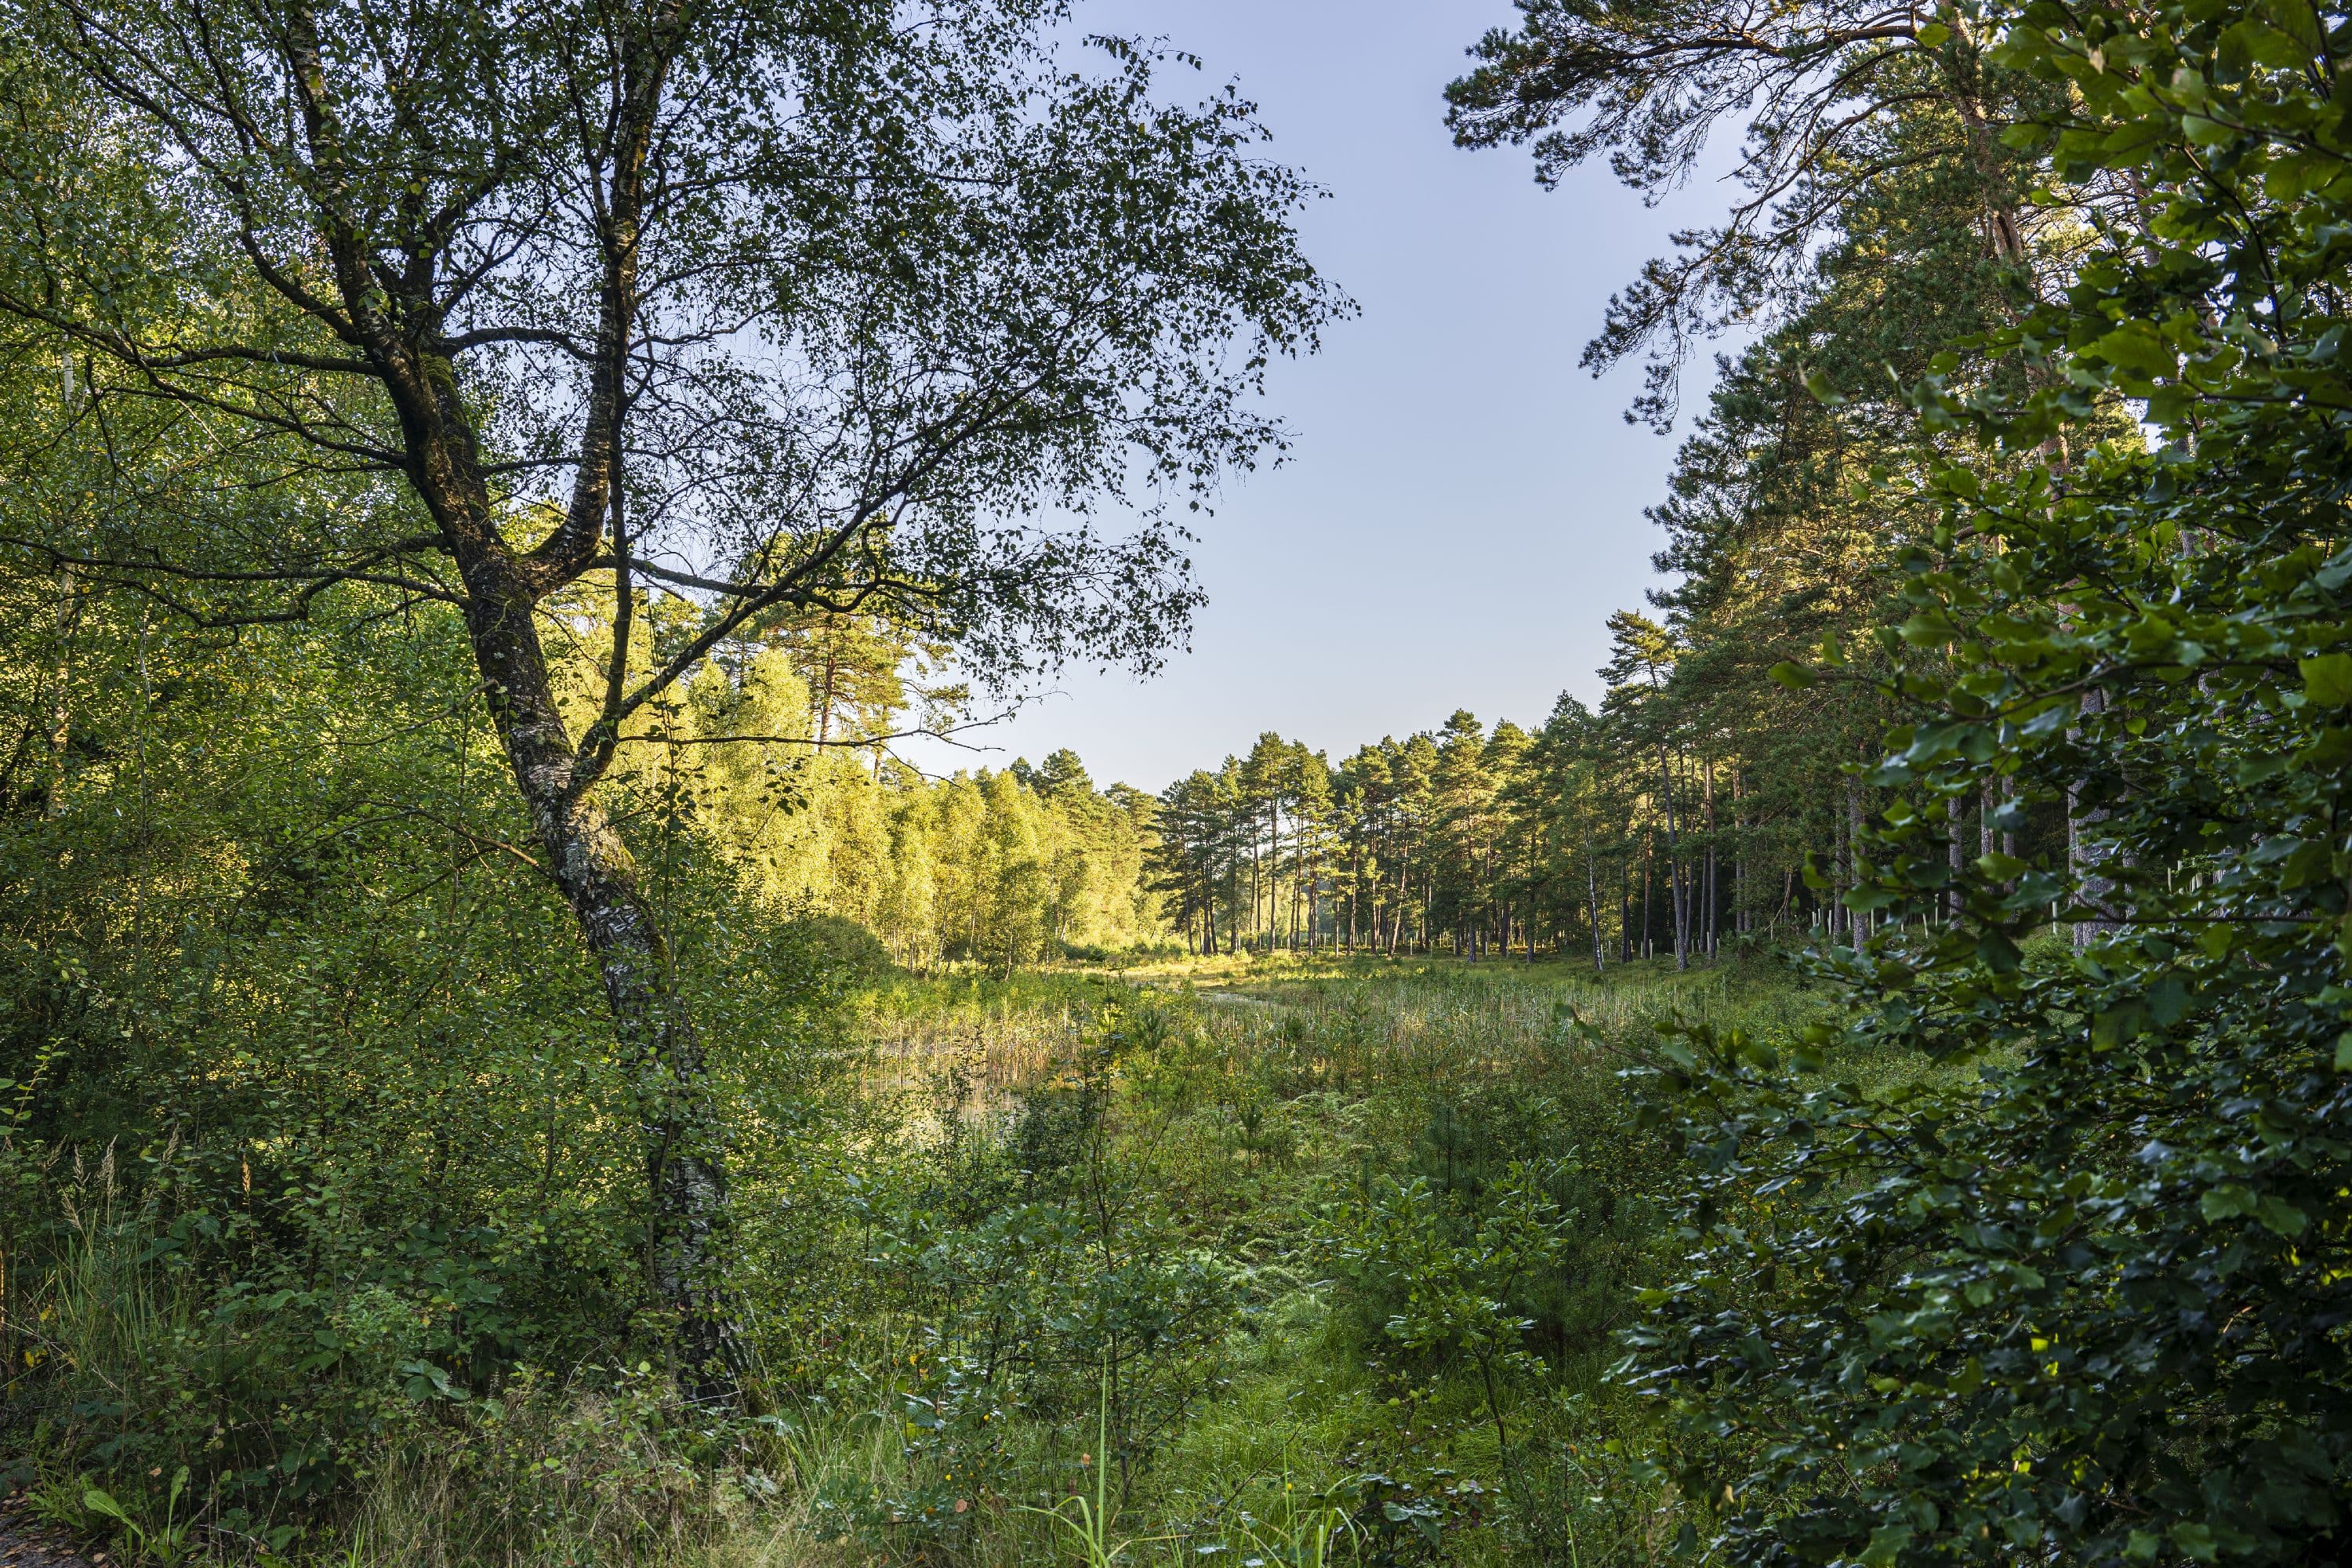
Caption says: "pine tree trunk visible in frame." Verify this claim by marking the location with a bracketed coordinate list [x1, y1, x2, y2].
[1831, 797, 1846, 946]
[1642, 845, 1653, 962]
[1733, 769, 1747, 938]
[1347, 852, 1358, 951]
[1619, 859, 1631, 963]
[1702, 757, 1717, 960]
[1585, 837, 1604, 972]
[1655, 745, 1689, 970]
[1944, 17, 2031, 270]
[1704, 844, 1716, 959]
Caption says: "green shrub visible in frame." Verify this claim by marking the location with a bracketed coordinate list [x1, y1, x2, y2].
[782, 916, 895, 985]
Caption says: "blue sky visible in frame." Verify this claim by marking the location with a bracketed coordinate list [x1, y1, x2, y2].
[904, 0, 1742, 793]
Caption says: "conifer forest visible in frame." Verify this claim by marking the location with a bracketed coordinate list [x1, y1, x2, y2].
[5, 0, 2352, 1563]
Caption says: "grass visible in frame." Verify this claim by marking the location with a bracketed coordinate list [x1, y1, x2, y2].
[787, 949, 1813, 1567]
[15, 950, 1829, 1567]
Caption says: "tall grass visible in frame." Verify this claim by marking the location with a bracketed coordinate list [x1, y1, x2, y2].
[13, 1148, 249, 1560]
[814, 953, 1815, 1568]
[9, 956, 1819, 1566]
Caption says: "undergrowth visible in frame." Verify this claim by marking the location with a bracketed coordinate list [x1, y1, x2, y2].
[6, 954, 1848, 1566]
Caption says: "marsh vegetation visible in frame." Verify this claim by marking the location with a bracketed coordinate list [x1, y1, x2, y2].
[15, 953, 1827, 1567]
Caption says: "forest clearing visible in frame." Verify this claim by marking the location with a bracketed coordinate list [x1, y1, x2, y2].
[14, 948, 1846, 1568]
[8, 0, 2352, 1562]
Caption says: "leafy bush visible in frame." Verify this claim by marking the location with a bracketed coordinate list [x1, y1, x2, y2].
[782, 915, 896, 985]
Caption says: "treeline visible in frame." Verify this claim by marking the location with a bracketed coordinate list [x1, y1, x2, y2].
[1151, 626, 1923, 971]
[1146, 0, 2104, 978]
[1152, 0, 2095, 973]
[656, 630, 1161, 969]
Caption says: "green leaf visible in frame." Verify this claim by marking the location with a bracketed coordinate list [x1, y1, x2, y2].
[2259, 0, 2323, 53]
[2092, 1004, 2147, 1047]
[2299, 652, 2352, 706]
[1913, 20, 1951, 46]
[2089, 321, 2178, 379]
[82, 1487, 132, 1527]
[1900, 611, 1958, 646]
[2170, 1522, 2220, 1563]
[1767, 661, 1817, 690]
[1861, 1523, 1915, 1566]
[2200, 1184, 2259, 1221]
[2180, 114, 2234, 147]
[2256, 1195, 2308, 1236]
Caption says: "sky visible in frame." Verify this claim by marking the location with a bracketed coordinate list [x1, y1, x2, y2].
[901, 0, 1740, 793]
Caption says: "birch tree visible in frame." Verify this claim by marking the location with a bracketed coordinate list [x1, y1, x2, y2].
[0, 0, 1338, 1398]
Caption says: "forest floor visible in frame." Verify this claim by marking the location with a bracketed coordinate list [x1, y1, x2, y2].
[0, 1499, 98, 1568]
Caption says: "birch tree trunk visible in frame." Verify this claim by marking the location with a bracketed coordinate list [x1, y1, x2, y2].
[45, 564, 76, 818]
[460, 577, 740, 1400]
[2069, 688, 2121, 949]
[1845, 770, 1864, 947]
[1947, 793, 1966, 921]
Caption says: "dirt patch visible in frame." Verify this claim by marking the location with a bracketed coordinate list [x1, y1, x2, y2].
[0, 1499, 100, 1568]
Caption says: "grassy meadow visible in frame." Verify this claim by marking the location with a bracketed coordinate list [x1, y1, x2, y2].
[21, 951, 1834, 1567]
